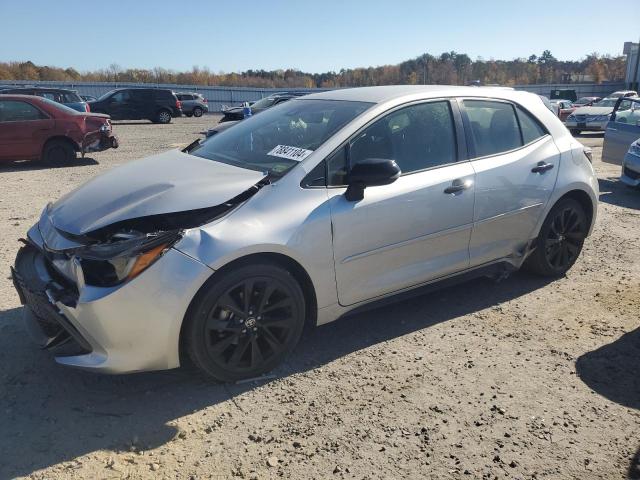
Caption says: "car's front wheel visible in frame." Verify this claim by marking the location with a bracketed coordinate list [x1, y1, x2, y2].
[524, 198, 588, 277]
[184, 262, 306, 382]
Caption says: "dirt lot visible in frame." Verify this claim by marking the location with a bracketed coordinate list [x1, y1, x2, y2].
[0, 117, 638, 480]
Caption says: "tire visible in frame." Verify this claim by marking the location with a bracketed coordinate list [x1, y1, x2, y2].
[193, 107, 203, 118]
[42, 139, 76, 165]
[184, 262, 306, 382]
[185, 113, 193, 118]
[155, 109, 172, 124]
[570, 129, 581, 136]
[524, 198, 588, 277]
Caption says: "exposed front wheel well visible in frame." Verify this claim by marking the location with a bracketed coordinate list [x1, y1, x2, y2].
[178, 252, 318, 366]
[42, 136, 79, 153]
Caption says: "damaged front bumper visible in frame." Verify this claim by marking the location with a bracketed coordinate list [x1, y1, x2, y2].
[81, 129, 119, 156]
[12, 222, 213, 373]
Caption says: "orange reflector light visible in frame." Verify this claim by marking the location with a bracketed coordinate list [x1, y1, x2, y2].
[127, 244, 168, 280]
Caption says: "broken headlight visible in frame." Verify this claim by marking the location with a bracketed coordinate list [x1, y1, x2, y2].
[72, 230, 181, 287]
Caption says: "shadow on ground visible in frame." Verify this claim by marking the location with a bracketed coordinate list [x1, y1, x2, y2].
[0, 272, 553, 478]
[598, 178, 640, 210]
[0, 157, 98, 172]
[576, 329, 640, 479]
[630, 447, 640, 480]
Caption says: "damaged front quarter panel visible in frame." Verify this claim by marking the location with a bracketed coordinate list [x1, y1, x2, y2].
[41, 177, 270, 289]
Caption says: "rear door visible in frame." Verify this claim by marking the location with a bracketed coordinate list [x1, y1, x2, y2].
[461, 99, 560, 266]
[602, 98, 640, 165]
[0, 100, 54, 160]
[329, 99, 475, 306]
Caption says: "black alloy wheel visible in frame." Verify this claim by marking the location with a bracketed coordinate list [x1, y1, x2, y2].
[525, 198, 588, 276]
[185, 263, 305, 381]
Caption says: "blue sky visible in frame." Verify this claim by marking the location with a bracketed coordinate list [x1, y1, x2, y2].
[0, 0, 636, 73]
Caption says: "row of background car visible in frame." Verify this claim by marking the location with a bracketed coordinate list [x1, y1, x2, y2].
[0, 86, 211, 123]
[543, 89, 638, 134]
[2, 84, 639, 180]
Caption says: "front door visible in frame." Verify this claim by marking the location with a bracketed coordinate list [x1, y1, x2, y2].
[329, 100, 475, 306]
[106, 90, 134, 120]
[460, 99, 560, 266]
[602, 98, 640, 165]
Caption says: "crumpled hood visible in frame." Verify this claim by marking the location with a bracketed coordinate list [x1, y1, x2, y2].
[47, 149, 265, 236]
[571, 106, 613, 116]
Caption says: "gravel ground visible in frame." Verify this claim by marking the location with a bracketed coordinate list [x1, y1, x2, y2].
[0, 118, 639, 480]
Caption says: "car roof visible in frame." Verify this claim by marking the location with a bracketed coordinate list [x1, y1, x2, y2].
[0, 93, 50, 104]
[301, 85, 528, 105]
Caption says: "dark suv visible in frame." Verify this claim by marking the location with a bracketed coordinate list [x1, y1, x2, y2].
[89, 88, 182, 123]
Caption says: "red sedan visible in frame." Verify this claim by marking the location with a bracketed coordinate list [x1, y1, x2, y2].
[0, 94, 118, 164]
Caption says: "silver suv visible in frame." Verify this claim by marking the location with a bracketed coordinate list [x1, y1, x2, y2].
[176, 92, 209, 117]
[13, 86, 598, 381]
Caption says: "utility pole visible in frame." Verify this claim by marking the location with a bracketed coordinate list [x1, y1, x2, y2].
[634, 37, 640, 91]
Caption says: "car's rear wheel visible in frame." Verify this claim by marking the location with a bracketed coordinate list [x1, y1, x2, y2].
[185, 113, 193, 117]
[193, 107, 203, 117]
[570, 129, 581, 136]
[524, 198, 588, 277]
[155, 109, 172, 124]
[184, 262, 306, 382]
[42, 139, 76, 165]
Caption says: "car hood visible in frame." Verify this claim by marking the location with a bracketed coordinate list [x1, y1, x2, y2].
[47, 149, 266, 236]
[572, 106, 613, 115]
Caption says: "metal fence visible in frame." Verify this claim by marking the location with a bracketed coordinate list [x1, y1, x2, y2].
[513, 82, 626, 99]
[0, 80, 328, 112]
[0, 79, 628, 111]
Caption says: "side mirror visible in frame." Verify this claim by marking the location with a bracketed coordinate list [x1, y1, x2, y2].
[345, 158, 401, 201]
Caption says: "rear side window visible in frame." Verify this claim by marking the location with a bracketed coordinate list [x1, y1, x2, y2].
[0, 100, 47, 122]
[154, 90, 174, 100]
[62, 91, 82, 103]
[463, 100, 521, 157]
[516, 107, 547, 144]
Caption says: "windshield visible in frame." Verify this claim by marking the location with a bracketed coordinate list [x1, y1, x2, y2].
[575, 97, 592, 104]
[594, 98, 618, 107]
[190, 99, 372, 177]
[97, 90, 117, 101]
[251, 96, 279, 109]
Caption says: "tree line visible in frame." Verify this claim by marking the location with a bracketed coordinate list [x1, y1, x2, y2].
[0, 51, 627, 88]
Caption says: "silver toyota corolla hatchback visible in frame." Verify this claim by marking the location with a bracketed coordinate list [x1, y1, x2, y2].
[12, 86, 598, 381]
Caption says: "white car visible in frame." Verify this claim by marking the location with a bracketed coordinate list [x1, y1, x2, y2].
[565, 97, 635, 135]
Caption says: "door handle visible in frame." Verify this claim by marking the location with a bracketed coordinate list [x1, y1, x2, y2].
[444, 178, 473, 194]
[531, 161, 554, 174]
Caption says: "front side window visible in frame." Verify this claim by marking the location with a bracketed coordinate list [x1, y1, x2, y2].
[349, 101, 457, 175]
[0, 100, 46, 122]
[112, 91, 131, 102]
[463, 100, 521, 157]
[190, 99, 372, 177]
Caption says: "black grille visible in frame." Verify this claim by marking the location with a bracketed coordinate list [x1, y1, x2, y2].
[624, 166, 640, 180]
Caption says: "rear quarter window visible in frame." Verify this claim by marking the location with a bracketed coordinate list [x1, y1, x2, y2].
[516, 107, 547, 144]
